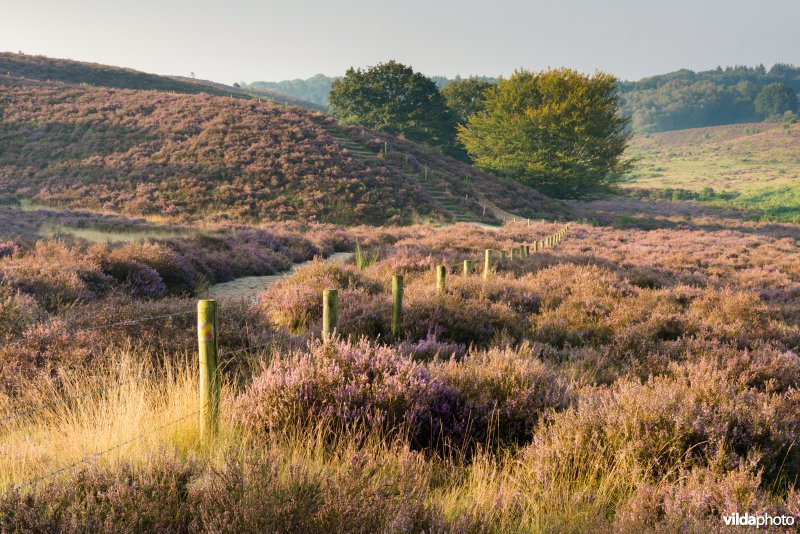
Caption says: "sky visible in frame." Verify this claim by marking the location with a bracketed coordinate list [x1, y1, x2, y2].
[1, 0, 798, 84]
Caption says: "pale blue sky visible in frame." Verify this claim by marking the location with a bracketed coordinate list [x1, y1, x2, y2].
[1, 0, 797, 84]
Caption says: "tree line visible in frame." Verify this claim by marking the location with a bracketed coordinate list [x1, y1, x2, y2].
[328, 61, 630, 199]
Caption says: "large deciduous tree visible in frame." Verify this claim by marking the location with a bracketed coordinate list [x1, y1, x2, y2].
[458, 68, 631, 198]
[441, 77, 494, 125]
[754, 83, 798, 119]
[328, 61, 457, 154]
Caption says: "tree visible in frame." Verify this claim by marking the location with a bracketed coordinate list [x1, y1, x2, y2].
[328, 61, 457, 153]
[441, 77, 494, 125]
[755, 83, 798, 119]
[458, 68, 631, 198]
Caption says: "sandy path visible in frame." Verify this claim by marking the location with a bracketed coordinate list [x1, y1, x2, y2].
[205, 252, 353, 302]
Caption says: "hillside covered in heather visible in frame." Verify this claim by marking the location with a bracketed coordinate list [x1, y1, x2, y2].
[0, 68, 562, 225]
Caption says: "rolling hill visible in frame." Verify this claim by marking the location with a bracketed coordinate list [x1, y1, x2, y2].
[0, 56, 564, 226]
[622, 121, 800, 221]
[0, 52, 325, 111]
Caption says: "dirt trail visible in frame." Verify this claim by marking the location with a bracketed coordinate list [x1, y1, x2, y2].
[205, 252, 353, 302]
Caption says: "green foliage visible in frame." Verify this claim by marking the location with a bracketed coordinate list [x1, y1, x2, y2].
[249, 74, 334, 107]
[754, 83, 799, 119]
[328, 61, 458, 154]
[620, 64, 800, 133]
[353, 241, 378, 271]
[440, 77, 493, 125]
[458, 68, 631, 198]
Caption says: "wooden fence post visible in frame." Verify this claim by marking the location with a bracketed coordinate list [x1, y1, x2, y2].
[391, 275, 403, 340]
[483, 250, 492, 280]
[436, 265, 446, 292]
[322, 289, 338, 341]
[463, 259, 472, 276]
[197, 299, 220, 439]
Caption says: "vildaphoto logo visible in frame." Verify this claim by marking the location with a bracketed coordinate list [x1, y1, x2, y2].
[722, 512, 795, 528]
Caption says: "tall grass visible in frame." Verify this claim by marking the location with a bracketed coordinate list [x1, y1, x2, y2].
[0, 346, 208, 489]
[353, 240, 379, 271]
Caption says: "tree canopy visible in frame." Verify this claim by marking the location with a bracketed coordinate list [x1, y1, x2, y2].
[755, 83, 798, 119]
[441, 77, 493, 125]
[458, 68, 631, 199]
[328, 61, 458, 153]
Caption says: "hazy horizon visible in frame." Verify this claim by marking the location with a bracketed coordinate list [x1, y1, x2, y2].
[2, 0, 798, 85]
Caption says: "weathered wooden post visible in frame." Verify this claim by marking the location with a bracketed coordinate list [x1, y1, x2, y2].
[511, 247, 518, 261]
[483, 249, 492, 279]
[500, 250, 507, 261]
[519, 245, 526, 258]
[322, 289, 338, 341]
[197, 299, 220, 439]
[436, 265, 446, 292]
[532, 241, 538, 252]
[524, 245, 530, 256]
[463, 259, 472, 276]
[391, 275, 403, 340]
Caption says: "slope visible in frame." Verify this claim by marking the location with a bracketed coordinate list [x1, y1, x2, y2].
[0, 73, 563, 225]
[623, 121, 800, 221]
[0, 52, 323, 111]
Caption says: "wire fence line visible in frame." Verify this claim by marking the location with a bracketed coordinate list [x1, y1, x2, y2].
[0, 224, 572, 494]
[0, 309, 196, 348]
[3, 408, 200, 496]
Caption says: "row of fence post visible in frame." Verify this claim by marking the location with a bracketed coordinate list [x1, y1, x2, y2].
[196, 224, 570, 438]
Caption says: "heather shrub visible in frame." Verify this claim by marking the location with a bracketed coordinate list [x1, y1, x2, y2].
[403, 285, 524, 346]
[613, 462, 776, 533]
[194, 449, 451, 533]
[100, 255, 167, 299]
[261, 260, 379, 332]
[0, 240, 101, 310]
[687, 288, 793, 347]
[108, 242, 198, 295]
[432, 344, 572, 445]
[448, 275, 541, 315]
[524, 357, 800, 494]
[0, 455, 197, 532]
[398, 333, 467, 361]
[0, 447, 463, 533]
[235, 338, 463, 450]
[0, 282, 44, 342]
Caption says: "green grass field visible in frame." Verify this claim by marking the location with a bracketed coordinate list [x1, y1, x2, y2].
[623, 121, 800, 221]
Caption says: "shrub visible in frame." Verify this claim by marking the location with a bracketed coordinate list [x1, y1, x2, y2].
[523, 356, 800, 495]
[403, 285, 525, 346]
[0, 281, 44, 342]
[687, 288, 793, 347]
[260, 260, 379, 332]
[234, 338, 463, 450]
[432, 344, 571, 445]
[0, 240, 101, 310]
[108, 242, 198, 295]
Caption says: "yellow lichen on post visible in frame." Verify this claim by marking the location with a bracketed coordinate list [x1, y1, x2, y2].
[197, 299, 220, 439]
[436, 265, 446, 292]
[463, 259, 473, 276]
[483, 249, 492, 279]
[322, 289, 338, 341]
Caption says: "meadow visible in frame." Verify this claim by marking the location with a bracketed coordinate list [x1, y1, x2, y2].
[623, 121, 800, 222]
[0, 209, 799, 532]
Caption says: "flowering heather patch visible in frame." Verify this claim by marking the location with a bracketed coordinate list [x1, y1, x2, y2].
[236, 337, 571, 451]
[0, 77, 435, 225]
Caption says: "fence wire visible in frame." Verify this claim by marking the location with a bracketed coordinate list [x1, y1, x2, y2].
[0, 309, 195, 348]
[0, 359, 193, 425]
[4, 409, 200, 496]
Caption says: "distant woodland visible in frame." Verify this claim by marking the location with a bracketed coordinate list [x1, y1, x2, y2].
[251, 64, 800, 133]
